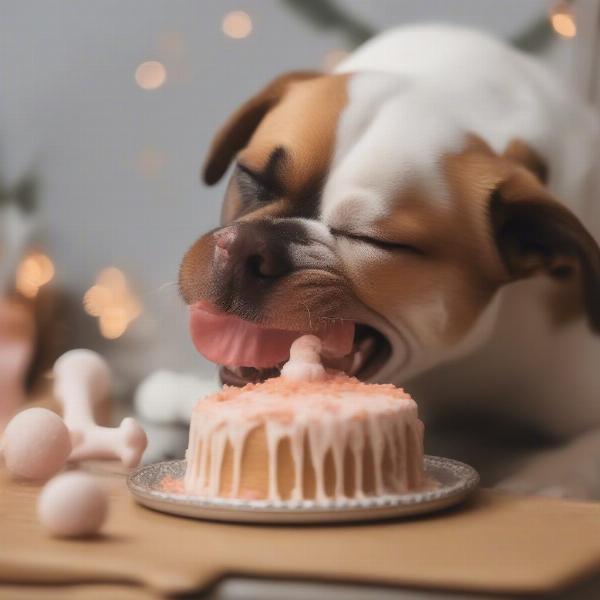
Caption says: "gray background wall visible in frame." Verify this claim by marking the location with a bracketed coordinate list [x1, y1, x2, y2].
[0, 0, 577, 393]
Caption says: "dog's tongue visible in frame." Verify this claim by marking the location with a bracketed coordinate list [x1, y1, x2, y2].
[189, 302, 354, 368]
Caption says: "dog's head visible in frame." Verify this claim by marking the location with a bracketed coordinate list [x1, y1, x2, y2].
[179, 71, 600, 386]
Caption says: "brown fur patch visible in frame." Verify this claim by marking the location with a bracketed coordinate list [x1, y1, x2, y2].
[445, 137, 600, 331]
[339, 140, 512, 349]
[502, 138, 549, 183]
[234, 74, 350, 216]
[203, 71, 321, 185]
[181, 75, 351, 316]
[183, 96, 598, 372]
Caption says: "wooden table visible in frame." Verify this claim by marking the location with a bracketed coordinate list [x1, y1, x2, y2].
[1, 462, 600, 599]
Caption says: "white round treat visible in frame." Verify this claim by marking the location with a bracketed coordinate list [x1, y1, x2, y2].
[37, 472, 108, 537]
[134, 369, 220, 424]
[2, 408, 72, 480]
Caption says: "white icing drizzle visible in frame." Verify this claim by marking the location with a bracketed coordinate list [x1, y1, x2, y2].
[348, 420, 365, 499]
[396, 422, 407, 491]
[184, 336, 425, 500]
[228, 420, 255, 496]
[331, 420, 348, 498]
[288, 423, 305, 501]
[307, 416, 330, 501]
[208, 428, 227, 496]
[367, 413, 385, 496]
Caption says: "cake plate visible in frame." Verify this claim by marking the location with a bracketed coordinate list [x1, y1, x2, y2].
[128, 456, 479, 524]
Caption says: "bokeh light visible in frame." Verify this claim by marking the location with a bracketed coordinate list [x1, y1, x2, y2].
[135, 147, 167, 179]
[550, 3, 576, 38]
[99, 307, 129, 339]
[83, 284, 111, 317]
[135, 61, 167, 90]
[157, 31, 185, 58]
[83, 267, 142, 339]
[222, 11, 253, 39]
[15, 252, 55, 298]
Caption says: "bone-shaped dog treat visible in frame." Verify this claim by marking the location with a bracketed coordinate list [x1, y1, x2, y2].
[280, 335, 326, 382]
[53, 350, 147, 468]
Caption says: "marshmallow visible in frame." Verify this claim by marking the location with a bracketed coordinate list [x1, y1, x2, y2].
[134, 370, 220, 425]
[1, 408, 71, 480]
[37, 472, 108, 537]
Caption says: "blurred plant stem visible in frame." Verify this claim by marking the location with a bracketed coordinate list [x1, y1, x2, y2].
[281, 0, 375, 47]
[0, 175, 37, 294]
[280, 0, 553, 52]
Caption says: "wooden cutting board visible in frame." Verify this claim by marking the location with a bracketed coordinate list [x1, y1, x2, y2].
[1, 464, 600, 597]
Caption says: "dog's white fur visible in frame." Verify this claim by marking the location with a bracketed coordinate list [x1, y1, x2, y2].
[328, 25, 600, 498]
[336, 25, 598, 212]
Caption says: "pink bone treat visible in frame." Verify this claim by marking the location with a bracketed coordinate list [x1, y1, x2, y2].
[37, 471, 108, 537]
[280, 335, 327, 382]
[53, 349, 147, 468]
[1, 407, 72, 480]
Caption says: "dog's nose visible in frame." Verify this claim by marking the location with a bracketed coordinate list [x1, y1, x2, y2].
[213, 223, 293, 281]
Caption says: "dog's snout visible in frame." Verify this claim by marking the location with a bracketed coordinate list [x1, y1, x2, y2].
[213, 227, 236, 252]
[214, 223, 293, 283]
[180, 219, 312, 307]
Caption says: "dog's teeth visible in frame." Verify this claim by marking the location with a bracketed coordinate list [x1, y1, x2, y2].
[349, 351, 365, 375]
[358, 336, 375, 354]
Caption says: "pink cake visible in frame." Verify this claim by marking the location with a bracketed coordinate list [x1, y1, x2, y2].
[184, 336, 425, 501]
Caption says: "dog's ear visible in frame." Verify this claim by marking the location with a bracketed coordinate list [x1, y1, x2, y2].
[203, 71, 320, 185]
[502, 139, 548, 184]
[490, 168, 600, 331]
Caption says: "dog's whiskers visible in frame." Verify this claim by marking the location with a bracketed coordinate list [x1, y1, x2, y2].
[316, 316, 353, 328]
[141, 281, 178, 297]
[302, 302, 314, 330]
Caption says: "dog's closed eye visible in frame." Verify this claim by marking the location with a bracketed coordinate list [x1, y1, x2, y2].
[236, 163, 280, 203]
[236, 145, 289, 201]
[330, 228, 424, 255]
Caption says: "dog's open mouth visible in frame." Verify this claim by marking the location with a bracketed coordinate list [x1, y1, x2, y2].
[189, 302, 391, 386]
[220, 324, 391, 386]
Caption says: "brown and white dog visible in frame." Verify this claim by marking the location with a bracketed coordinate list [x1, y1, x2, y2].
[179, 25, 600, 499]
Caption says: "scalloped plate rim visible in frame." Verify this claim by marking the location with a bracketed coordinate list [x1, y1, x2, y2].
[127, 456, 479, 524]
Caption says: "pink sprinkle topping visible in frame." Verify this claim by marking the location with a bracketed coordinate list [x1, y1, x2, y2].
[209, 370, 410, 404]
[160, 475, 185, 494]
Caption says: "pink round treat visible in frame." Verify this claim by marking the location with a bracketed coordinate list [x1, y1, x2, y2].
[37, 472, 108, 537]
[1, 408, 72, 480]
